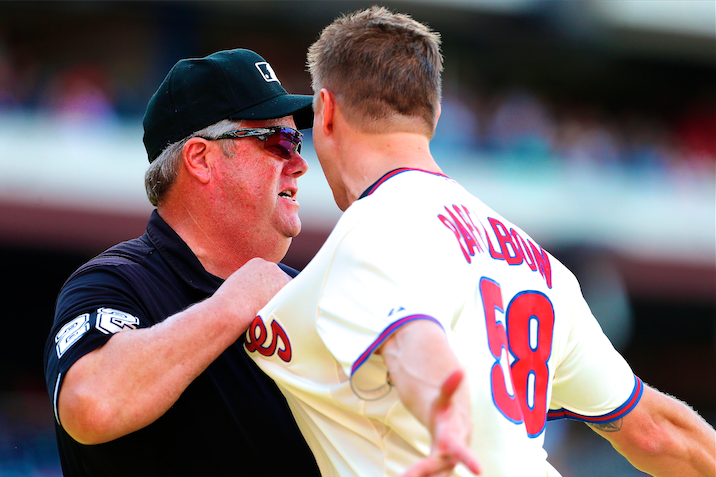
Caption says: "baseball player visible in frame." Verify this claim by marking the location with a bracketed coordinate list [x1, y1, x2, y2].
[245, 7, 716, 477]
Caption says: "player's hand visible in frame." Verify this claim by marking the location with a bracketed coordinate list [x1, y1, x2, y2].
[400, 369, 482, 477]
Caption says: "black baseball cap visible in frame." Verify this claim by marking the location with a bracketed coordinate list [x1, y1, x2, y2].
[143, 48, 314, 162]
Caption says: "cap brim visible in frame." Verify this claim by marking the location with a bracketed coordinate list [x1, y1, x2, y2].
[229, 93, 314, 130]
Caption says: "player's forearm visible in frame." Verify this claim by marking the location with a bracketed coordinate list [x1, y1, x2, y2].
[378, 320, 467, 429]
[607, 419, 715, 477]
[594, 385, 716, 477]
[59, 293, 255, 444]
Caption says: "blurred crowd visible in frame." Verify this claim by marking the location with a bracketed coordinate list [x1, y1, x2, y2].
[0, 39, 147, 121]
[1, 36, 714, 179]
[434, 83, 715, 178]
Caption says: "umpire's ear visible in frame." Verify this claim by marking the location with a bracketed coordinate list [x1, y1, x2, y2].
[317, 88, 335, 136]
[181, 137, 214, 185]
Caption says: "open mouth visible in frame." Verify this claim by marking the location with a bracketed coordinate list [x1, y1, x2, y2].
[279, 190, 296, 200]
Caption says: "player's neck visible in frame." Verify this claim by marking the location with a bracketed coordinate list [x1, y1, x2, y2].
[339, 131, 441, 207]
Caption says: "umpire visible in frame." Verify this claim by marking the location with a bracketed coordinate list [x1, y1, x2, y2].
[43, 49, 320, 476]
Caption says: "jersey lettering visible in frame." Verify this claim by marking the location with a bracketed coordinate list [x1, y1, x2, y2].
[481, 217, 553, 288]
[453, 205, 486, 254]
[507, 291, 555, 436]
[513, 230, 537, 272]
[438, 204, 487, 264]
[480, 278, 555, 437]
[95, 308, 140, 335]
[55, 314, 90, 358]
[481, 278, 523, 423]
[483, 224, 504, 260]
[529, 241, 553, 288]
[245, 316, 292, 362]
[489, 217, 523, 265]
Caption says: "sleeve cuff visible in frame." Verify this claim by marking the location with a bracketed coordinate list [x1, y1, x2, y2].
[547, 375, 644, 423]
[349, 315, 443, 401]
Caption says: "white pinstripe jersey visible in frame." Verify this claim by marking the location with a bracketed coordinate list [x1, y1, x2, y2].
[245, 168, 642, 477]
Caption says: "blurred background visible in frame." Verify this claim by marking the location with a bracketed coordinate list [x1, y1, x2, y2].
[0, 1, 713, 475]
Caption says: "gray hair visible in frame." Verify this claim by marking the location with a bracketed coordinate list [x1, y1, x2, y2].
[144, 119, 243, 206]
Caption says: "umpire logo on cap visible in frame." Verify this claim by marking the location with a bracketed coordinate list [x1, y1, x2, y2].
[255, 62, 280, 84]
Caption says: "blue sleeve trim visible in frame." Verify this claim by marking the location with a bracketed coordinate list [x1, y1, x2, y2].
[547, 375, 643, 423]
[350, 315, 443, 376]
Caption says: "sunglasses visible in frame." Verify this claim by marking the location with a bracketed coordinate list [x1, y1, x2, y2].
[201, 126, 303, 160]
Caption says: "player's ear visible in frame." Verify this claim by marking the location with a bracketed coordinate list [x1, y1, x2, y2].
[318, 88, 335, 136]
[182, 138, 213, 184]
[432, 103, 442, 136]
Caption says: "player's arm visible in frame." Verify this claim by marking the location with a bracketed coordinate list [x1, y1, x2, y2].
[377, 319, 482, 477]
[587, 384, 716, 477]
[58, 258, 290, 445]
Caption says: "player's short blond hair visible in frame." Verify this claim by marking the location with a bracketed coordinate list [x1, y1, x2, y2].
[307, 6, 443, 136]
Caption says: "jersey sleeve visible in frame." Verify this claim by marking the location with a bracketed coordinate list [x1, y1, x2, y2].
[43, 268, 148, 425]
[316, 217, 453, 400]
[548, 287, 642, 423]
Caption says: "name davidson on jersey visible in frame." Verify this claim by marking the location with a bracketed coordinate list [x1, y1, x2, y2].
[438, 203, 552, 288]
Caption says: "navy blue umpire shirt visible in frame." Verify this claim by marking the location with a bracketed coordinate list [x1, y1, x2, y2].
[44, 210, 321, 477]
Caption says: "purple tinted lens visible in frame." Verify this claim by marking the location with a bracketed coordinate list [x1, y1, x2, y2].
[264, 128, 301, 159]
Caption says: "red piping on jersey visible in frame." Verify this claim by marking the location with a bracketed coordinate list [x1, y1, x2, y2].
[350, 315, 442, 376]
[360, 168, 449, 199]
[546, 376, 643, 423]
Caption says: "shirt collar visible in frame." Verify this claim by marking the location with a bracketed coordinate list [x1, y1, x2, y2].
[358, 168, 449, 200]
[145, 209, 224, 294]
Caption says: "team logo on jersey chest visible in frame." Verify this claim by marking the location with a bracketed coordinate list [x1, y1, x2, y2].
[244, 316, 292, 362]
